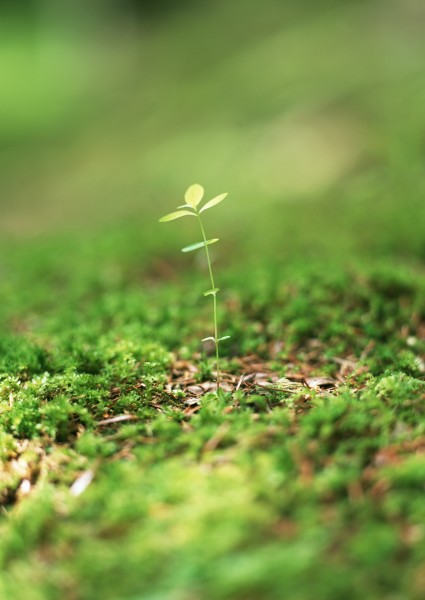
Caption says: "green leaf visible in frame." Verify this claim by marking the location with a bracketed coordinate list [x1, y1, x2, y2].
[218, 336, 231, 342]
[199, 193, 228, 214]
[181, 238, 219, 253]
[159, 210, 195, 222]
[203, 288, 220, 297]
[185, 184, 204, 208]
[201, 336, 216, 343]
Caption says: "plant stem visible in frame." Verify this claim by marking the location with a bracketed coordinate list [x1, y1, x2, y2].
[196, 211, 221, 389]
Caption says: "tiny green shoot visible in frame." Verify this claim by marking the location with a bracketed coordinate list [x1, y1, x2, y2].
[160, 184, 230, 389]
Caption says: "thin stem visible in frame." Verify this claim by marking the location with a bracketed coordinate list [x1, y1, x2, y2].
[196, 211, 221, 389]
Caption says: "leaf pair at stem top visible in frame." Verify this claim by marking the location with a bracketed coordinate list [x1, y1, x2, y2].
[160, 184, 228, 255]
[160, 184, 227, 226]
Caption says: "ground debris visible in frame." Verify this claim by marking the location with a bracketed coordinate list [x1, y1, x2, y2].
[165, 353, 342, 404]
[304, 376, 337, 390]
[70, 469, 95, 497]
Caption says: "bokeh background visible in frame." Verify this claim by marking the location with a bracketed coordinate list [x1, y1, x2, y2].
[1, 0, 425, 267]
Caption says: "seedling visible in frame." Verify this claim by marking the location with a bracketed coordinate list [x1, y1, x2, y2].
[160, 184, 230, 389]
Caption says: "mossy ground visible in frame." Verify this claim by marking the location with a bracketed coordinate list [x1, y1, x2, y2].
[1, 233, 424, 600]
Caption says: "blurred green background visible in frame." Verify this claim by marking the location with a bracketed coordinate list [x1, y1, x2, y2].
[1, 0, 424, 264]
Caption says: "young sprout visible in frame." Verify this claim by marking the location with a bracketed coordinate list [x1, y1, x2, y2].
[160, 184, 230, 390]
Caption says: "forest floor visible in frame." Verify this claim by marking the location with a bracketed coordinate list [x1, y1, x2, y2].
[1, 234, 424, 600]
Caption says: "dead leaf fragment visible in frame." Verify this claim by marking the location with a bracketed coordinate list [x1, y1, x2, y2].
[304, 377, 337, 390]
[17, 479, 31, 498]
[97, 414, 138, 426]
[70, 470, 95, 497]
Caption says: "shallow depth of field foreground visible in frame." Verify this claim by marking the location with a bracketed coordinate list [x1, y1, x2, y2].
[1, 1, 425, 599]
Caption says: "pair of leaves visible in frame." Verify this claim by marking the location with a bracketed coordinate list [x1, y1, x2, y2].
[201, 335, 231, 343]
[159, 184, 228, 223]
[182, 239, 218, 253]
[203, 287, 220, 297]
